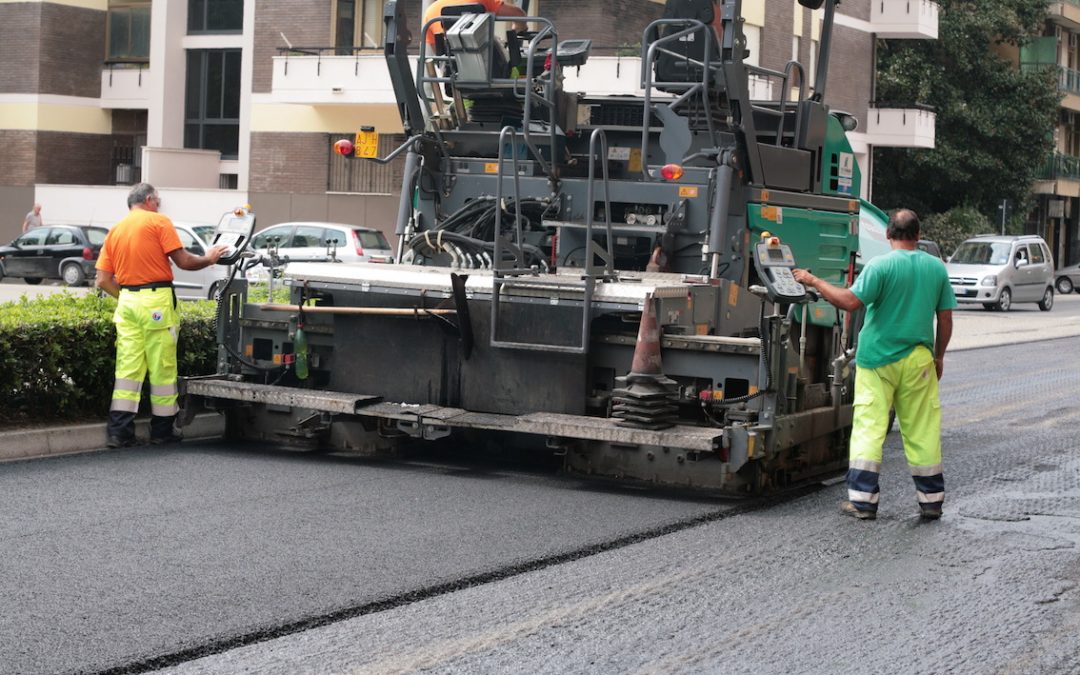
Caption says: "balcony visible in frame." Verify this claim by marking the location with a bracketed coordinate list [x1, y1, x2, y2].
[1034, 152, 1080, 196]
[865, 106, 935, 148]
[1021, 63, 1080, 112]
[870, 0, 939, 39]
[271, 48, 408, 105]
[1048, 1, 1080, 31]
[100, 63, 151, 109]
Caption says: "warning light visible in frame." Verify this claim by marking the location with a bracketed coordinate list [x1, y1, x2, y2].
[334, 138, 355, 157]
[769, 237, 780, 246]
[660, 164, 684, 181]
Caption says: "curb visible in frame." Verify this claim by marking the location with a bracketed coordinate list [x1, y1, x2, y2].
[1, 413, 225, 463]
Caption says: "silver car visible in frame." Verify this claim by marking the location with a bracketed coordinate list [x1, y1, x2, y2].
[945, 235, 1055, 311]
[249, 222, 393, 265]
[1055, 261, 1080, 295]
[172, 223, 230, 300]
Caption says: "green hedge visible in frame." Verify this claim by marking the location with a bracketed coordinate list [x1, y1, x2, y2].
[0, 293, 218, 425]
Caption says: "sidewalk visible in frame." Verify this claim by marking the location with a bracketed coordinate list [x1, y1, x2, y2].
[1, 413, 225, 463]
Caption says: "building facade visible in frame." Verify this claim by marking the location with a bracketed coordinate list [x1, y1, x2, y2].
[0, 0, 937, 244]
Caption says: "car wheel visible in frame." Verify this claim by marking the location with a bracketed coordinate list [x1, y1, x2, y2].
[1039, 287, 1054, 311]
[61, 263, 86, 287]
[207, 281, 222, 300]
[995, 287, 1012, 312]
[1056, 276, 1074, 295]
[24, 277, 42, 285]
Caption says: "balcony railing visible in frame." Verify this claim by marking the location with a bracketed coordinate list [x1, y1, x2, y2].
[870, 0, 939, 39]
[100, 62, 151, 109]
[1037, 152, 1080, 180]
[865, 104, 936, 148]
[1020, 63, 1080, 97]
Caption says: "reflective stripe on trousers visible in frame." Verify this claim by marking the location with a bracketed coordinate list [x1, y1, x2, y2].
[847, 345, 944, 513]
[110, 287, 180, 418]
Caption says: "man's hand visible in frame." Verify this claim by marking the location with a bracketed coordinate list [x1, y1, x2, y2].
[793, 269, 817, 287]
[207, 244, 231, 264]
[934, 357, 944, 380]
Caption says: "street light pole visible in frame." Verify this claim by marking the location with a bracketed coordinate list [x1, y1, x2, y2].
[1000, 199, 1007, 235]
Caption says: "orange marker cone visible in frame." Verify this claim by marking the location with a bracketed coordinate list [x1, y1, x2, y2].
[612, 294, 679, 430]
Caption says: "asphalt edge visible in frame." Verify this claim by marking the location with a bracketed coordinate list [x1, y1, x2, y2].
[0, 413, 225, 462]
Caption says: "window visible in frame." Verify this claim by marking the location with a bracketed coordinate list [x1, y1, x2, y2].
[356, 230, 390, 249]
[16, 231, 47, 247]
[107, 2, 151, 62]
[184, 50, 242, 159]
[86, 228, 109, 246]
[291, 226, 325, 248]
[334, 0, 384, 53]
[188, 0, 243, 33]
[251, 226, 293, 250]
[177, 229, 204, 255]
[1029, 243, 1046, 264]
[46, 229, 77, 246]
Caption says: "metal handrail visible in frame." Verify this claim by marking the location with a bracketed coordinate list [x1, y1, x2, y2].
[491, 126, 527, 272]
[638, 19, 718, 181]
[584, 128, 616, 279]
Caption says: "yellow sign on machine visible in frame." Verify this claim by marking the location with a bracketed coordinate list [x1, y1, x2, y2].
[354, 127, 379, 158]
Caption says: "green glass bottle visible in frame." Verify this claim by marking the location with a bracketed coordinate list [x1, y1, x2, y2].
[294, 325, 309, 380]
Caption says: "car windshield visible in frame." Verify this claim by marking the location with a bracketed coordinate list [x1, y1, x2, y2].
[192, 225, 216, 243]
[356, 230, 390, 250]
[950, 241, 1011, 265]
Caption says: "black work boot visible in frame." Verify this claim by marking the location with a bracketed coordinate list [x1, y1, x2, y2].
[106, 411, 137, 448]
[150, 414, 182, 445]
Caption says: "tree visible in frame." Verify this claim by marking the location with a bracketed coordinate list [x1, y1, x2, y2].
[871, 0, 1058, 220]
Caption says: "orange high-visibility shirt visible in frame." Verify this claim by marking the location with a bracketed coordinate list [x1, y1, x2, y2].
[96, 209, 183, 286]
[424, 0, 508, 45]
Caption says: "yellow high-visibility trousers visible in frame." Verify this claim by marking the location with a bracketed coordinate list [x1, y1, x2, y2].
[107, 287, 180, 441]
[846, 345, 945, 516]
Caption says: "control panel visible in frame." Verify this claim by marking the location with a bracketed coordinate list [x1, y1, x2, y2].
[753, 237, 808, 304]
[211, 207, 256, 266]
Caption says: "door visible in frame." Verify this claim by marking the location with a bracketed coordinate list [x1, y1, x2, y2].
[43, 227, 82, 278]
[5, 229, 49, 277]
[1012, 243, 1039, 301]
[1028, 242, 1052, 297]
[171, 227, 208, 295]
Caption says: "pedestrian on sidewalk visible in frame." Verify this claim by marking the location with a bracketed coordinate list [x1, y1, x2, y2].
[793, 208, 956, 521]
[22, 203, 42, 233]
[94, 183, 229, 448]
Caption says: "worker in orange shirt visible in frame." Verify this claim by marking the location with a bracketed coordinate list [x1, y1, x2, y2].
[95, 183, 230, 448]
[423, 0, 527, 48]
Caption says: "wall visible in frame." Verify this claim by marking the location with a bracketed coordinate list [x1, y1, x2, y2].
[0, 187, 35, 243]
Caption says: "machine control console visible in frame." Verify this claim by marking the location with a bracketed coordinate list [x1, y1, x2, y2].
[211, 207, 257, 266]
[753, 237, 808, 304]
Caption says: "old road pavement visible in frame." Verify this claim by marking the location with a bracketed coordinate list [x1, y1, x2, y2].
[2, 298, 1080, 674]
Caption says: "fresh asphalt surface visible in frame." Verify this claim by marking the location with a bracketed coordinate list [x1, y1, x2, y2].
[2, 299, 1080, 674]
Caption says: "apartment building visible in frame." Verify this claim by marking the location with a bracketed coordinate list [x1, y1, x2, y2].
[0, 0, 937, 244]
[1019, 1, 1080, 267]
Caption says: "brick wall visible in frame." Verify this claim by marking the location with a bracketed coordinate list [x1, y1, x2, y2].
[539, 0, 663, 50]
[821, 24, 872, 126]
[38, 4, 107, 98]
[0, 132, 37, 187]
[253, 0, 336, 93]
[37, 132, 114, 186]
[839, 0, 871, 22]
[0, 4, 42, 94]
[249, 132, 331, 193]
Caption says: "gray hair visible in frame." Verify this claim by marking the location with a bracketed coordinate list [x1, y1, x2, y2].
[127, 183, 158, 209]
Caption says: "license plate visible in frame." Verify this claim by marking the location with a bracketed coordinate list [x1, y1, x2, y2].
[354, 130, 379, 159]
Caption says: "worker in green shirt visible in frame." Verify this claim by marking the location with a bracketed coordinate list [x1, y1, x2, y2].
[794, 208, 956, 521]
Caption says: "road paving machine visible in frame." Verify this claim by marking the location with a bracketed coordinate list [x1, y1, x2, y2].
[182, 0, 864, 494]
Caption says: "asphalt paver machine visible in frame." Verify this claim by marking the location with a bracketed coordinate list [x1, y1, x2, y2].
[184, 0, 864, 494]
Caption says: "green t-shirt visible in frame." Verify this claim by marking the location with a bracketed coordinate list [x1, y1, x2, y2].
[849, 248, 957, 369]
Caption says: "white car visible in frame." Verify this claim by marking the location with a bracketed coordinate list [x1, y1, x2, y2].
[172, 223, 230, 300]
[248, 222, 394, 266]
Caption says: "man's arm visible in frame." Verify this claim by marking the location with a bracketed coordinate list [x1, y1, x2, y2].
[169, 244, 229, 271]
[22, 215, 30, 233]
[95, 269, 120, 298]
[934, 308, 953, 379]
[496, 2, 527, 31]
[792, 269, 863, 312]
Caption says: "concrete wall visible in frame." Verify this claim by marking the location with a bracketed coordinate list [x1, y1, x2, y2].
[0, 186, 35, 244]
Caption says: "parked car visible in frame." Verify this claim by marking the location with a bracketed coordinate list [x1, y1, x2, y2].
[916, 239, 943, 259]
[0, 225, 108, 286]
[172, 223, 231, 300]
[945, 234, 1055, 311]
[248, 222, 393, 266]
[1054, 260, 1080, 295]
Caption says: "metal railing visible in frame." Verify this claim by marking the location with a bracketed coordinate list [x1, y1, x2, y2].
[1020, 62, 1080, 96]
[1037, 152, 1080, 180]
